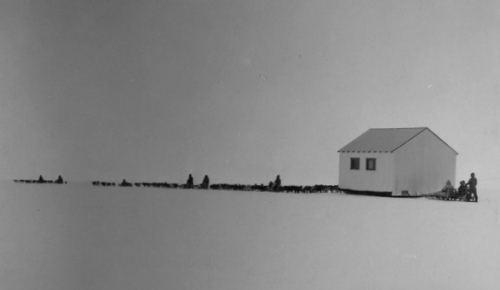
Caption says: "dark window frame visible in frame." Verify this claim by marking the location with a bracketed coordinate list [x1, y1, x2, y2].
[350, 158, 360, 170]
[366, 158, 376, 171]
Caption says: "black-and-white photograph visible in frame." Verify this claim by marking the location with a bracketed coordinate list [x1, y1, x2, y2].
[1, 1, 499, 289]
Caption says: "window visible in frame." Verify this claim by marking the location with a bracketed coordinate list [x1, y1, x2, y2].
[366, 158, 376, 171]
[350, 158, 360, 170]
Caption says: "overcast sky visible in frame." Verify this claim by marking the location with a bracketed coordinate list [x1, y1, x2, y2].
[1, 0, 499, 188]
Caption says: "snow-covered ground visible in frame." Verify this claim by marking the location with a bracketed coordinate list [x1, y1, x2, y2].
[0, 181, 498, 290]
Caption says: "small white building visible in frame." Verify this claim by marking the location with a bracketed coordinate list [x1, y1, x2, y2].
[338, 127, 458, 196]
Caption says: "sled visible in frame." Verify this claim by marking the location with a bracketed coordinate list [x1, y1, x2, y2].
[424, 188, 473, 202]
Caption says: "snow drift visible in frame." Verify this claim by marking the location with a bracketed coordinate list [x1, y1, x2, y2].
[0, 181, 498, 289]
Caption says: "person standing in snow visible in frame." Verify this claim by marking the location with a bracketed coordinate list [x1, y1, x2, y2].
[466, 173, 478, 202]
[186, 174, 194, 189]
[273, 175, 281, 192]
[201, 175, 210, 189]
[55, 175, 64, 184]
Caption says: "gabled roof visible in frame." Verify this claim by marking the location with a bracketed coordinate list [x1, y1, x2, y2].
[337, 127, 458, 154]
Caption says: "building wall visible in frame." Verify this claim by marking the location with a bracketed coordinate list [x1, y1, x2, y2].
[393, 129, 457, 195]
[338, 153, 394, 192]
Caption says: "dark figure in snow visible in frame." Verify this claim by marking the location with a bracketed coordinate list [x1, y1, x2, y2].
[268, 181, 274, 191]
[120, 179, 132, 187]
[186, 174, 194, 188]
[457, 180, 468, 200]
[442, 180, 454, 198]
[55, 175, 64, 184]
[466, 173, 478, 202]
[273, 175, 281, 192]
[201, 175, 210, 189]
[38, 175, 46, 184]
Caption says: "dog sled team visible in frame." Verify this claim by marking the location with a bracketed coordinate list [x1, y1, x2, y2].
[426, 173, 478, 202]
